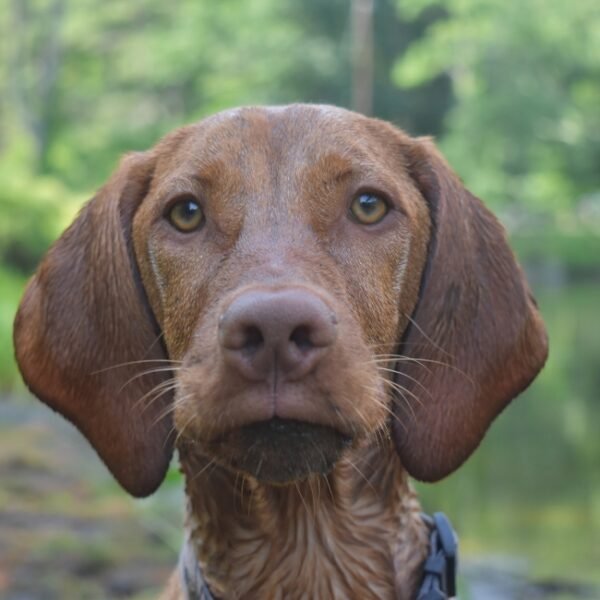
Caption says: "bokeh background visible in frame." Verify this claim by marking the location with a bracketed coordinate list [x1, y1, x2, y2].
[1, 1, 598, 598]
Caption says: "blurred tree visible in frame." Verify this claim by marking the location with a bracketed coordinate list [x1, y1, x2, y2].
[2, 0, 308, 187]
[279, 0, 452, 134]
[7, 0, 65, 173]
[1, 0, 453, 191]
[394, 0, 600, 220]
[351, 0, 375, 115]
[0, 0, 596, 274]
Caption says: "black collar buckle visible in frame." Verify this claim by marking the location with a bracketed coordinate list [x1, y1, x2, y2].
[417, 512, 458, 599]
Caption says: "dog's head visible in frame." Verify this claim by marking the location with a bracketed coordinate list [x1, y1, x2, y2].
[14, 105, 548, 497]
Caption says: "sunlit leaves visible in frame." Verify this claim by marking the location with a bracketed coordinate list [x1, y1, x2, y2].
[393, 0, 600, 224]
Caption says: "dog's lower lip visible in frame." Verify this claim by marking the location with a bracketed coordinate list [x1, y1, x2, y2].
[211, 417, 352, 444]
[209, 418, 353, 483]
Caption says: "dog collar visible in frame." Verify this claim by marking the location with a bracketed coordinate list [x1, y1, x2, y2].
[416, 512, 458, 599]
[179, 512, 458, 599]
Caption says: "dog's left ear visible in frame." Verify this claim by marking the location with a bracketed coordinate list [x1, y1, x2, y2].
[13, 152, 174, 497]
[392, 137, 548, 482]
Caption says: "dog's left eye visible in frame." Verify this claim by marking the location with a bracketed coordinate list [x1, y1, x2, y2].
[350, 193, 389, 225]
[166, 196, 204, 232]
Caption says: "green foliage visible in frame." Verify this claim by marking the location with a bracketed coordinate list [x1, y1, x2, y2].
[0, 165, 82, 274]
[512, 228, 600, 272]
[11, 0, 309, 187]
[0, 268, 26, 390]
[2, 0, 452, 190]
[394, 0, 600, 220]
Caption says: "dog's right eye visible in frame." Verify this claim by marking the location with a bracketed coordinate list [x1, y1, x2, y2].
[166, 196, 204, 232]
[350, 193, 389, 225]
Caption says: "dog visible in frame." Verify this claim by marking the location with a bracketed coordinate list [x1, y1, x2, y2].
[14, 104, 548, 599]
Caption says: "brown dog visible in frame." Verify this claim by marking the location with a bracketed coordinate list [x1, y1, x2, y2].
[14, 105, 548, 599]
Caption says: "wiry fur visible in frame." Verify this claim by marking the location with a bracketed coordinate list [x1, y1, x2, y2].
[175, 443, 428, 599]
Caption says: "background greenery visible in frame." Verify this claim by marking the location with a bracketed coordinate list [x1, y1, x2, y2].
[1, 0, 598, 597]
[1, 0, 599, 388]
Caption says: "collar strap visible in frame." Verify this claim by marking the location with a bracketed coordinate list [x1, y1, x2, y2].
[416, 512, 458, 599]
[179, 536, 219, 600]
[180, 511, 458, 599]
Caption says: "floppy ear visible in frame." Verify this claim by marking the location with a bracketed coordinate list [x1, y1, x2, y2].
[13, 152, 174, 497]
[392, 138, 548, 482]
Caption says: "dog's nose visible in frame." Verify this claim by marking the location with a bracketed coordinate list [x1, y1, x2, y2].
[219, 288, 338, 381]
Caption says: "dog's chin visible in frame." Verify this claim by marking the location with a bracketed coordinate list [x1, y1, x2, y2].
[208, 418, 353, 484]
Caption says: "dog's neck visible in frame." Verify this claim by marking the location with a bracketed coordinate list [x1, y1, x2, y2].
[179, 439, 429, 600]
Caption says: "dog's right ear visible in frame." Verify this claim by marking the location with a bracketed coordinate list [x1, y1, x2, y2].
[14, 152, 175, 497]
[390, 137, 548, 482]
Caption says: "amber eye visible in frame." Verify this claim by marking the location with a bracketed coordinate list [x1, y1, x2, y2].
[350, 193, 389, 225]
[166, 196, 204, 232]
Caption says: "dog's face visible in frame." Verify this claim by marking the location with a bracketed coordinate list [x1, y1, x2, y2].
[132, 107, 430, 482]
[14, 105, 548, 496]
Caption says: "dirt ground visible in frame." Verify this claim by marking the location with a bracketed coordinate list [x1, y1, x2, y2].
[0, 399, 181, 599]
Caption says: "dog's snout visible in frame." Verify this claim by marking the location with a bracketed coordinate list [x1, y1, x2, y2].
[219, 289, 338, 381]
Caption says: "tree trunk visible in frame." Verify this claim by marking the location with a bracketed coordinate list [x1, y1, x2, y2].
[351, 0, 374, 116]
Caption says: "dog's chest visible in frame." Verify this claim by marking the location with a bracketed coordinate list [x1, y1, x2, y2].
[185, 470, 428, 600]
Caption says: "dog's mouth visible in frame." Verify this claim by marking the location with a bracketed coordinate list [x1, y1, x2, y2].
[207, 418, 353, 484]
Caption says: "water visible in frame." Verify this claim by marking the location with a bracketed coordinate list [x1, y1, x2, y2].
[416, 284, 600, 594]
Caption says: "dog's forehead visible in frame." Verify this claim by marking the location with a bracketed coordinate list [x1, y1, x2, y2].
[199, 104, 364, 142]
[159, 104, 398, 180]
[142, 105, 422, 236]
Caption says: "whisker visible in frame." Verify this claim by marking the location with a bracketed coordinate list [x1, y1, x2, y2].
[307, 473, 317, 514]
[117, 366, 182, 394]
[361, 385, 410, 433]
[350, 402, 374, 432]
[142, 385, 181, 421]
[314, 473, 322, 506]
[387, 393, 415, 430]
[135, 378, 178, 412]
[144, 330, 168, 358]
[152, 392, 194, 427]
[382, 378, 424, 412]
[373, 355, 446, 367]
[400, 313, 452, 357]
[307, 438, 329, 507]
[366, 331, 450, 357]
[375, 366, 433, 400]
[386, 378, 431, 428]
[174, 412, 198, 448]
[372, 424, 389, 448]
[141, 386, 189, 430]
[322, 473, 335, 501]
[137, 378, 177, 406]
[189, 456, 218, 485]
[372, 353, 473, 385]
[294, 481, 310, 516]
[345, 458, 376, 495]
[370, 355, 436, 372]
[367, 341, 442, 352]
[92, 358, 183, 375]
[369, 343, 474, 384]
